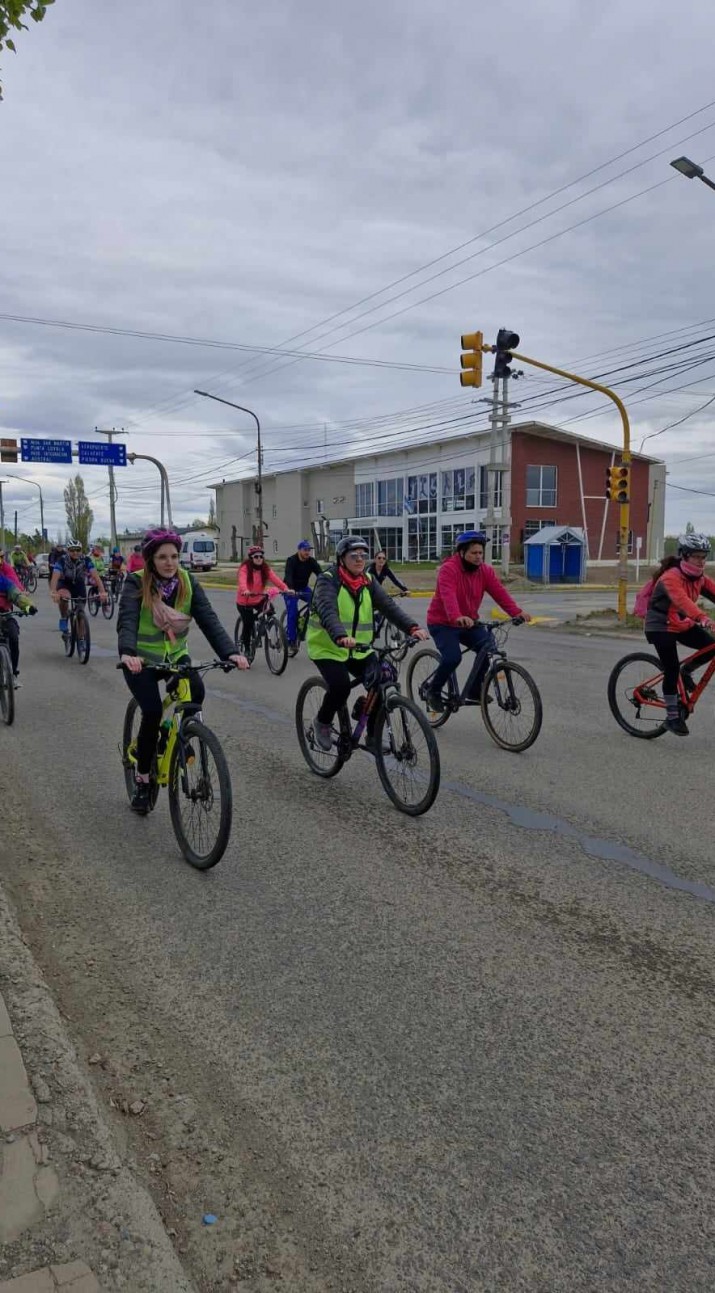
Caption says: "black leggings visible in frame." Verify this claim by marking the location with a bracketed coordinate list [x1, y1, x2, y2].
[315, 655, 374, 724]
[645, 626, 715, 694]
[122, 663, 205, 774]
[1, 616, 20, 672]
[236, 605, 257, 650]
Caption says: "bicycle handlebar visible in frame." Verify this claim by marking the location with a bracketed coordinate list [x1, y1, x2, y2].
[116, 659, 242, 674]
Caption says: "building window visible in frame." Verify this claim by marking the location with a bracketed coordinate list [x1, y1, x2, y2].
[376, 477, 404, 516]
[316, 499, 324, 515]
[406, 473, 438, 515]
[523, 519, 558, 541]
[479, 465, 503, 510]
[407, 516, 437, 560]
[355, 482, 374, 517]
[441, 468, 475, 513]
[441, 522, 475, 554]
[272, 505, 277, 519]
[616, 529, 635, 555]
[526, 465, 557, 507]
[490, 526, 503, 562]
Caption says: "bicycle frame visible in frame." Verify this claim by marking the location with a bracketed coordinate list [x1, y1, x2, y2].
[634, 642, 715, 713]
[338, 649, 404, 755]
[123, 669, 210, 786]
[441, 625, 508, 708]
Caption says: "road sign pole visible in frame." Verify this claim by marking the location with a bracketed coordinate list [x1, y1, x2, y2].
[0, 481, 5, 548]
[96, 428, 118, 548]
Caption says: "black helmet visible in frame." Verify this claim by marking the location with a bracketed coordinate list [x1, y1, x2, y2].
[336, 536, 369, 560]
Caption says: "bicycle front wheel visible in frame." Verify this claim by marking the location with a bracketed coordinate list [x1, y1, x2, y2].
[607, 653, 667, 739]
[295, 677, 346, 778]
[0, 643, 15, 726]
[75, 609, 91, 664]
[168, 720, 232, 869]
[481, 660, 542, 752]
[25, 570, 37, 594]
[102, 591, 115, 620]
[264, 613, 288, 675]
[384, 622, 410, 663]
[121, 697, 159, 809]
[87, 588, 100, 617]
[405, 648, 451, 728]
[374, 694, 440, 816]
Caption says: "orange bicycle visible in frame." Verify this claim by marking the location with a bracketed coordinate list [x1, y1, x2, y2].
[607, 641, 715, 738]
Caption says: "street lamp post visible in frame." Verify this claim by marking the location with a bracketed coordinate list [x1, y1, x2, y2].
[1, 475, 45, 538]
[194, 391, 263, 542]
[670, 156, 715, 192]
[127, 453, 173, 527]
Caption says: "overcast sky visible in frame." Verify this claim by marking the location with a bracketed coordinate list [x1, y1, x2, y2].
[2, 0, 715, 540]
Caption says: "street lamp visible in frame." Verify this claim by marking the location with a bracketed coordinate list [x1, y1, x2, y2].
[193, 391, 264, 542]
[670, 156, 715, 192]
[1, 475, 45, 539]
[127, 453, 173, 527]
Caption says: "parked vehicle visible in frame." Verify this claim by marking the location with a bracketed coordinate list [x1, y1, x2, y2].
[35, 553, 50, 578]
[180, 534, 217, 571]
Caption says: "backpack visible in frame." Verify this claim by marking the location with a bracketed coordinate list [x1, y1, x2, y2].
[633, 578, 654, 619]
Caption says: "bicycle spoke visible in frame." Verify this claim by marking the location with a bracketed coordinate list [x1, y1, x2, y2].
[374, 697, 440, 815]
[481, 661, 542, 752]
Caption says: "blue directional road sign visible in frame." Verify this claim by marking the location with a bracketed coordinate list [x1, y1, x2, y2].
[20, 438, 73, 464]
[77, 441, 127, 467]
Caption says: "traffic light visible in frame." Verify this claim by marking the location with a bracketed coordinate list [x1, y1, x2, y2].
[460, 331, 484, 387]
[0, 438, 18, 463]
[606, 464, 630, 502]
[494, 329, 520, 379]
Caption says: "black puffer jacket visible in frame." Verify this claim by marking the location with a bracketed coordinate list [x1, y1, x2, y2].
[312, 565, 418, 644]
[117, 573, 235, 660]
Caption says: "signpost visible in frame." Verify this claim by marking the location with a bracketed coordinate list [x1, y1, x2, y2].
[636, 535, 643, 581]
[20, 438, 73, 464]
[77, 441, 127, 467]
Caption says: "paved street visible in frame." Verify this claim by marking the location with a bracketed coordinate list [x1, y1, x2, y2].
[2, 586, 714, 1291]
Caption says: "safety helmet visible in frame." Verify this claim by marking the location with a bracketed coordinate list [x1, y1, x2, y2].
[247, 544, 265, 557]
[112, 546, 120, 554]
[336, 536, 369, 561]
[455, 530, 487, 551]
[678, 532, 711, 559]
[141, 528, 183, 561]
[12, 544, 22, 552]
[67, 538, 82, 551]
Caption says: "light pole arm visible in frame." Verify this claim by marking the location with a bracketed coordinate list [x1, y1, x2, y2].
[127, 453, 173, 527]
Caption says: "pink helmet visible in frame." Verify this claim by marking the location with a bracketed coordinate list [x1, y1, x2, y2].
[142, 528, 183, 561]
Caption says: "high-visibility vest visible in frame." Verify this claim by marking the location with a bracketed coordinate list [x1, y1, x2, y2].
[135, 568, 193, 665]
[307, 578, 373, 662]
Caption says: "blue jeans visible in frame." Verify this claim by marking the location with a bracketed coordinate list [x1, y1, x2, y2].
[429, 623, 492, 698]
[284, 588, 313, 643]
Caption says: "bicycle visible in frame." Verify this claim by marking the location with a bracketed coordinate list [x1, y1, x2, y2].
[295, 640, 440, 816]
[120, 659, 236, 869]
[20, 566, 37, 594]
[607, 641, 715, 738]
[405, 618, 542, 753]
[108, 569, 125, 600]
[0, 610, 19, 725]
[234, 596, 288, 674]
[373, 592, 411, 663]
[87, 577, 114, 620]
[280, 592, 312, 657]
[60, 596, 91, 664]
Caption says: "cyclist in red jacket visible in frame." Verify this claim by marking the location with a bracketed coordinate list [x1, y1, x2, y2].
[425, 531, 531, 711]
[644, 532, 715, 735]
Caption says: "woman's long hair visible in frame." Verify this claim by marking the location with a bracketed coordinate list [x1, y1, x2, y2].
[650, 555, 680, 584]
[138, 557, 184, 609]
[239, 555, 274, 591]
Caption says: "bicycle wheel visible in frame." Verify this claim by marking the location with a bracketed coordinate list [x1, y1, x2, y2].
[75, 609, 91, 664]
[264, 612, 288, 675]
[405, 648, 451, 728]
[25, 570, 37, 594]
[481, 660, 542, 752]
[295, 677, 346, 778]
[64, 615, 75, 658]
[168, 719, 232, 869]
[607, 653, 668, 739]
[373, 694, 440, 816]
[102, 591, 115, 620]
[87, 587, 99, 616]
[0, 643, 15, 726]
[121, 698, 159, 809]
[384, 621, 409, 663]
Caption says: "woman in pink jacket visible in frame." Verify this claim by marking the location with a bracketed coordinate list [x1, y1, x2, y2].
[235, 544, 288, 652]
[424, 531, 530, 711]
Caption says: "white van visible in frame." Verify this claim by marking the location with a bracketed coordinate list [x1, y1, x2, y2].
[180, 533, 218, 571]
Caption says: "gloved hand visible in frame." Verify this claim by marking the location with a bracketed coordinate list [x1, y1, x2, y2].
[27, 605, 38, 615]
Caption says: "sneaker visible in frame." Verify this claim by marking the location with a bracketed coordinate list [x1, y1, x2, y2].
[131, 780, 152, 814]
[313, 721, 333, 752]
[13, 674, 21, 690]
[287, 643, 299, 658]
[423, 689, 445, 713]
[59, 618, 69, 633]
[664, 715, 689, 736]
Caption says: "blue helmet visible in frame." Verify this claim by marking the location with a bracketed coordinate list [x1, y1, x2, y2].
[455, 530, 487, 551]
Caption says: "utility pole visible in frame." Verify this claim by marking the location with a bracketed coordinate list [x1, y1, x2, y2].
[95, 428, 118, 548]
[194, 391, 264, 543]
[0, 480, 6, 549]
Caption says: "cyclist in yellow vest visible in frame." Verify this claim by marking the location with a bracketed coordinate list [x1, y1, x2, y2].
[307, 536, 428, 751]
[117, 527, 248, 814]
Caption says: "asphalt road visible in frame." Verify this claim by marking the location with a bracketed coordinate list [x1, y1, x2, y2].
[2, 585, 714, 1292]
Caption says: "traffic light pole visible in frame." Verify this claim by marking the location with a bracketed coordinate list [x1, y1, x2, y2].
[489, 347, 632, 621]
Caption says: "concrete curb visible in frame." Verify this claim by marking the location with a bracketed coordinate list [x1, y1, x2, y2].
[0, 884, 196, 1292]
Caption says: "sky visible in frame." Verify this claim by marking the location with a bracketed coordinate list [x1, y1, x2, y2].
[2, 0, 715, 541]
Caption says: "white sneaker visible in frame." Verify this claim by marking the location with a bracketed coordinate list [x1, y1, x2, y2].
[313, 721, 333, 752]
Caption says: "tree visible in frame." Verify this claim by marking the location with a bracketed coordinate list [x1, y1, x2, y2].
[0, 1, 56, 100]
[63, 474, 93, 549]
[208, 497, 216, 528]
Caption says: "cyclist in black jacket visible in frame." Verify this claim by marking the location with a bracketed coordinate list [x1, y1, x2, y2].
[283, 540, 322, 655]
[367, 550, 408, 593]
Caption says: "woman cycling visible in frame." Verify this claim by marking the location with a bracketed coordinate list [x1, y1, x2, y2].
[424, 530, 531, 711]
[235, 545, 288, 653]
[118, 528, 247, 814]
[644, 532, 715, 735]
[307, 536, 428, 751]
[366, 550, 408, 594]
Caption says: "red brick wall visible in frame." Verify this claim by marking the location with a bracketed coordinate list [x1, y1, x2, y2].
[510, 432, 650, 559]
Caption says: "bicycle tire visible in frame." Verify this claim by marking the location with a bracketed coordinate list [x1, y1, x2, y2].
[87, 588, 100, 617]
[75, 609, 91, 664]
[481, 660, 542, 752]
[121, 698, 160, 809]
[64, 615, 75, 658]
[234, 613, 256, 662]
[168, 719, 232, 869]
[405, 648, 451, 728]
[0, 643, 15, 726]
[102, 591, 115, 620]
[25, 570, 37, 594]
[295, 677, 347, 778]
[264, 612, 288, 675]
[374, 694, 440, 816]
[607, 652, 668, 739]
[384, 621, 410, 663]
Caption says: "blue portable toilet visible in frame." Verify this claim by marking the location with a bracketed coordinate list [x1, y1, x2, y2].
[524, 525, 587, 584]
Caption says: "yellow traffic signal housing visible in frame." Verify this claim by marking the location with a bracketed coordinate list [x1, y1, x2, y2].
[606, 464, 630, 502]
[460, 331, 484, 388]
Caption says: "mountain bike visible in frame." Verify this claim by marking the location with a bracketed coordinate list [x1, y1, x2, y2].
[87, 576, 114, 620]
[20, 566, 37, 594]
[280, 592, 312, 658]
[405, 618, 542, 752]
[607, 640, 715, 738]
[120, 659, 237, 869]
[373, 592, 411, 662]
[234, 596, 288, 674]
[60, 596, 91, 664]
[295, 640, 440, 816]
[0, 610, 19, 726]
[108, 569, 125, 600]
